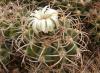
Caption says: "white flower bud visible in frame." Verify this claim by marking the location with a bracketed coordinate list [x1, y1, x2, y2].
[29, 6, 59, 33]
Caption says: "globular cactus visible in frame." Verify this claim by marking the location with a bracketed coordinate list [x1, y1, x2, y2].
[14, 6, 88, 70]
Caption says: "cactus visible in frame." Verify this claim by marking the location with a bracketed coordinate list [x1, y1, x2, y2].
[16, 8, 88, 70]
